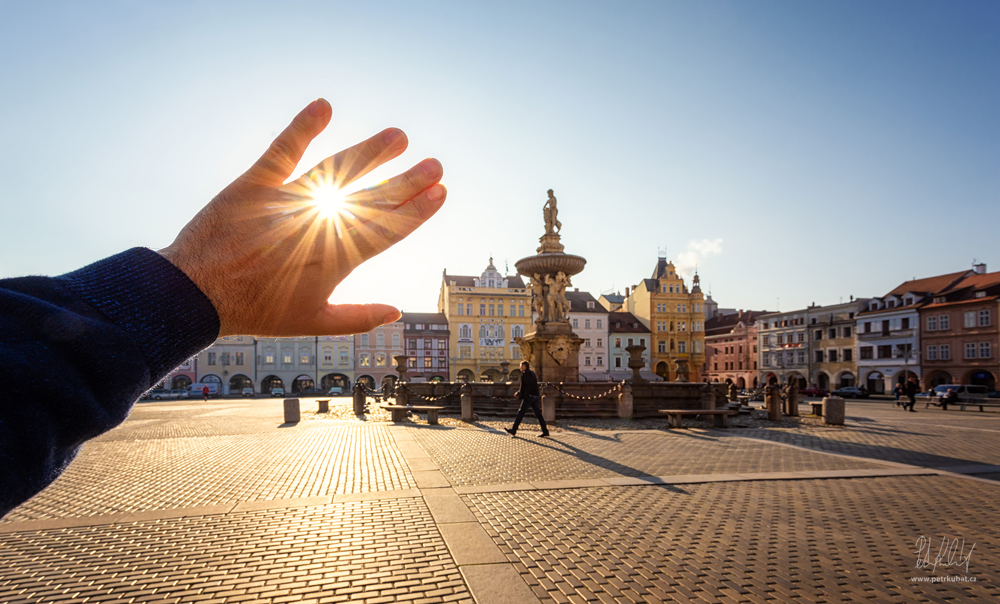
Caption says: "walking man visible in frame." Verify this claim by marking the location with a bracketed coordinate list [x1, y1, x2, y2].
[902, 376, 919, 412]
[506, 361, 550, 438]
[202, 385, 210, 402]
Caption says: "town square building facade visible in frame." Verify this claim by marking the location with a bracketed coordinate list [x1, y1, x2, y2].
[438, 258, 531, 382]
[402, 312, 450, 382]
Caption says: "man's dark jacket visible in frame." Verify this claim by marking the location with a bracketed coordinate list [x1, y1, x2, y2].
[519, 368, 540, 399]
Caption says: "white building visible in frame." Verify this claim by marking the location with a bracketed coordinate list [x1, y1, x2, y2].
[565, 290, 610, 381]
[757, 308, 810, 387]
[607, 311, 656, 380]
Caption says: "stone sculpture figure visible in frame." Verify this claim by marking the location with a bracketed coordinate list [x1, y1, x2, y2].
[544, 274, 561, 321]
[555, 271, 571, 317]
[530, 273, 545, 317]
[728, 382, 739, 402]
[543, 189, 561, 235]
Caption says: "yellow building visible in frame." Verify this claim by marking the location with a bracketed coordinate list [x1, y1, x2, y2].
[626, 256, 707, 381]
[438, 258, 532, 382]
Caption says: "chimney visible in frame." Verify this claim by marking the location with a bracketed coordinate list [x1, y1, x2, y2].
[574, 288, 579, 292]
[973, 261, 987, 274]
[625, 287, 630, 297]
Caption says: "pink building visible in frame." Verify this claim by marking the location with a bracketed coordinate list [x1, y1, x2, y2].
[703, 310, 767, 389]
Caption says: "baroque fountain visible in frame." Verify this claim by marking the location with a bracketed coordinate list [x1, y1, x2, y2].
[513, 189, 588, 383]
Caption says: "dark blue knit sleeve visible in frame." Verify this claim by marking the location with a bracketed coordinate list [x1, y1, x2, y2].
[0, 248, 220, 517]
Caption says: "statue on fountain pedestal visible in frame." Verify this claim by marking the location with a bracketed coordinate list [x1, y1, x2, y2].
[543, 189, 561, 235]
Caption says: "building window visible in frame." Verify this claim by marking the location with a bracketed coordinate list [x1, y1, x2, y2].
[965, 343, 977, 359]
[393, 333, 400, 347]
[585, 319, 591, 329]
[361, 334, 369, 347]
[489, 304, 495, 316]
[927, 345, 938, 360]
[510, 305, 515, 316]
[777, 335, 784, 345]
[340, 347, 349, 365]
[408, 357, 417, 368]
[207, 352, 216, 365]
[939, 315, 950, 330]
[438, 340, 447, 350]
[926, 316, 937, 331]
[980, 342, 991, 358]
[828, 328, 836, 339]
[457, 304, 464, 315]
[584, 338, 591, 347]
[584, 357, 591, 366]
[282, 353, 292, 364]
[842, 349, 852, 362]
[572, 319, 579, 328]
[497, 305, 503, 317]
[843, 326, 852, 338]
[424, 357, 433, 368]
[814, 330, 822, 341]
[467, 304, 472, 315]
[301, 354, 310, 364]
[678, 341, 686, 353]
[877, 345, 892, 359]
[828, 350, 838, 363]
[658, 341, 666, 353]
[359, 353, 370, 367]
[815, 350, 824, 363]
[375, 353, 386, 367]
[597, 338, 603, 348]
[408, 338, 416, 350]
[596, 319, 603, 329]
[980, 310, 991, 327]
[265, 353, 275, 364]
[940, 344, 951, 360]
[323, 349, 333, 364]
[519, 305, 525, 317]
[965, 311, 976, 328]
[480, 304, 486, 316]
[797, 333, 805, 343]
[377, 332, 385, 347]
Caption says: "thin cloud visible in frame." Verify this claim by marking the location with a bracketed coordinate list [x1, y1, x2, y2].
[676, 238, 722, 278]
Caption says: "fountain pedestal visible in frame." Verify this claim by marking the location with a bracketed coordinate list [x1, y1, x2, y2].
[519, 321, 584, 384]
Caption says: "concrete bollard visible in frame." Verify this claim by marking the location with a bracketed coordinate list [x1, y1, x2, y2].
[352, 383, 365, 415]
[460, 383, 474, 422]
[542, 384, 556, 423]
[317, 399, 329, 413]
[617, 382, 633, 419]
[766, 386, 782, 422]
[823, 396, 845, 425]
[283, 398, 300, 423]
[786, 388, 800, 417]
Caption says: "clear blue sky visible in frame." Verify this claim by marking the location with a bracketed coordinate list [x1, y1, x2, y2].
[1, 1, 997, 315]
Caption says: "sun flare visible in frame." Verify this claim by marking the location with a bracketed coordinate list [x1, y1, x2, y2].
[311, 185, 346, 218]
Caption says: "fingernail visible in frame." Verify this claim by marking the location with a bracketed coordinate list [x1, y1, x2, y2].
[382, 310, 401, 324]
[422, 159, 441, 176]
[384, 128, 403, 145]
[308, 98, 326, 117]
[426, 184, 446, 202]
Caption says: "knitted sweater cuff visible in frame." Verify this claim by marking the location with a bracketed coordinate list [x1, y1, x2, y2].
[56, 247, 221, 380]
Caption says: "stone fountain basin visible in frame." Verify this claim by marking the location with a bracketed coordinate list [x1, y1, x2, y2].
[515, 253, 587, 277]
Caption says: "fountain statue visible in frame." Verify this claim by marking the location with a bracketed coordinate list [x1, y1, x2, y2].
[513, 189, 587, 383]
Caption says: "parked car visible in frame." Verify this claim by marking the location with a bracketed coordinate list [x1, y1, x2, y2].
[831, 386, 869, 399]
[798, 387, 828, 397]
[241, 387, 254, 397]
[328, 386, 344, 396]
[300, 387, 324, 397]
[270, 387, 285, 397]
[147, 388, 171, 400]
[915, 384, 989, 404]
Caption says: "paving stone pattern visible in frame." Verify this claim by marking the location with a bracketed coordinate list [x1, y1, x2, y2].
[0, 498, 472, 604]
[465, 476, 1000, 603]
[5, 425, 413, 522]
[412, 428, 885, 486]
[738, 417, 1000, 468]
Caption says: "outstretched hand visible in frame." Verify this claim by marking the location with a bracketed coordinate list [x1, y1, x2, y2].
[159, 98, 446, 337]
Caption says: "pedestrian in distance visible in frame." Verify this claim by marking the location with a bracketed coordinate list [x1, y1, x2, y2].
[505, 361, 550, 438]
[902, 376, 919, 412]
[892, 383, 902, 406]
[202, 385, 210, 402]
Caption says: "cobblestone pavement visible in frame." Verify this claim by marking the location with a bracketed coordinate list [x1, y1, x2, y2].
[1, 499, 472, 604]
[465, 475, 1000, 602]
[3, 398, 1000, 603]
[6, 414, 413, 523]
[411, 427, 884, 487]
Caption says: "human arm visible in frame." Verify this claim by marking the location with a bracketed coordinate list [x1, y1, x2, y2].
[0, 99, 446, 517]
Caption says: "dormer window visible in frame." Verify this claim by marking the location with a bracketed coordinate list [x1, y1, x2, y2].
[587, 301, 595, 309]
[934, 296, 946, 304]
[976, 291, 986, 298]
[904, 297, 913, 305]
[870, 303, 878, 311]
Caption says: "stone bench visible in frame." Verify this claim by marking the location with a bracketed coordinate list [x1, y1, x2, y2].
[960, 399, 1000, 412]
[658, 409, 736, 429]
[382, 405, 445, 425]
[810, 402, 824, 416]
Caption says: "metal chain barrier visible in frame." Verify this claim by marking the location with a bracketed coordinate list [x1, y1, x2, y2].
[552, 383, 619, 401]
[409, 384, 463, 402]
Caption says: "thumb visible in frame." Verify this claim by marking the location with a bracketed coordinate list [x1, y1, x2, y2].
[310, 303, 401, 336]
[245, 98, 332, 187]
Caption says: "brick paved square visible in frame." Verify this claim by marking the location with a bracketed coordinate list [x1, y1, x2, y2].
[0, 499, 472, 604]
[464, 476, 1000, 602]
